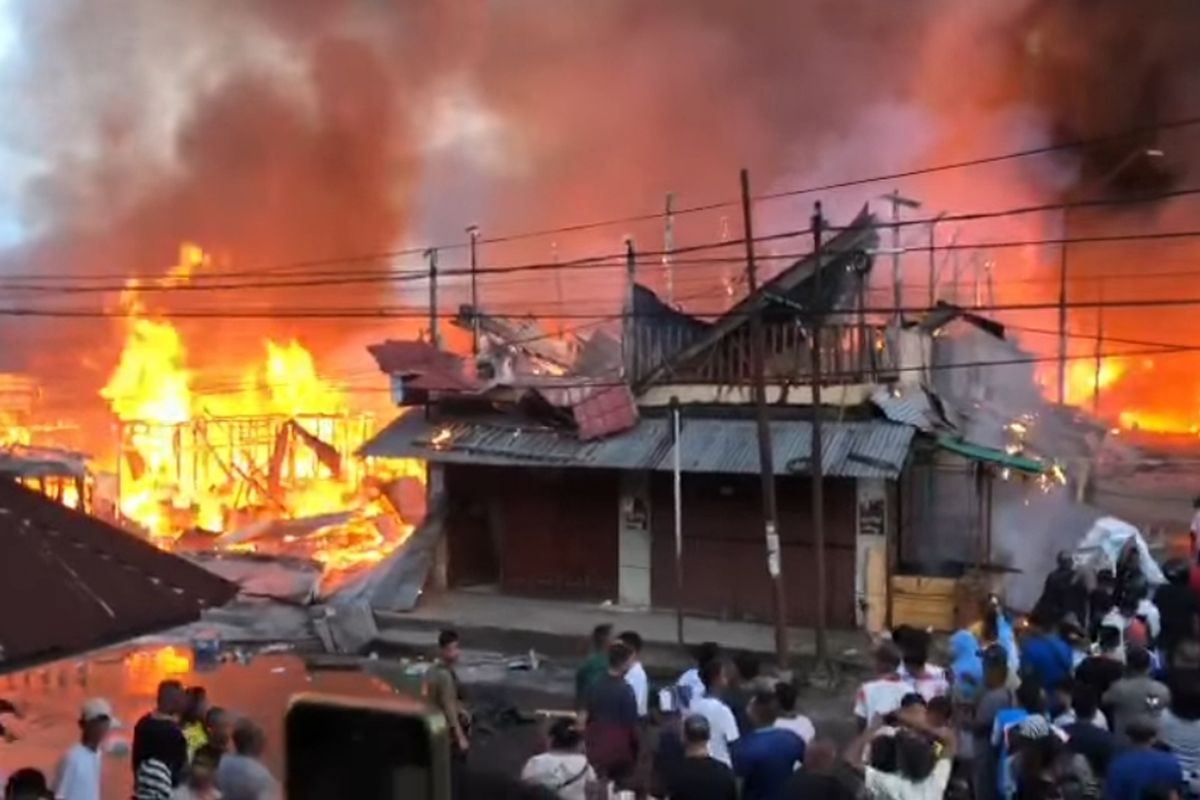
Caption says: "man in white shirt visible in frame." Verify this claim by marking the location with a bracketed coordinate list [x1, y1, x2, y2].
[854, 642, 911, 730]
[618, 631, 649, 718]
[676, 641, 721, 711]
[688, 659, 740, 767]
[55, 698, 114, 800]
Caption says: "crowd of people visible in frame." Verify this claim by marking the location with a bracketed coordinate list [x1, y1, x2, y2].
[524, 547, 1200, 800]
[3, 680, 280, 800]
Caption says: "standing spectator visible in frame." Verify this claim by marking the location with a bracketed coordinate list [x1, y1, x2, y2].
[950, 630, 984, 704]
[426, 629, 471, 761]
[575, 624, 613, 710]
[1076, 627, 1126, 702]
[180, 688, 209, 761]
[617, 632, 649, 719]
[53, 698, 113, 800]
[844, 714, 956, 800]
[520, 717, 595, 800]
[854, 643, 911, 731]
[1021, 611, 1075, 691]
[783, 740, 855, 800]
[1010, 719, 1096, 800]
[1104, 717, 1183, 800]
[1036, 552, 1088, 626]
[973, 645, 1015, 800]
[132, 680, 188, 796]
[689, 659, 740, 768]
[662, 715, 737, 800]
[676, 642, 720, 712]
[897, 628, 949, 702]
[582, 642, 639, 785]
[993, 680, 1049, 800]
[1155, 560, 1200, 662]
[773, 681, 815, 745]
[204, 708, 232, 754]
[1103, 647, 1170, 743]
[170, 745, 222, 800]
[1055, 682, 1109, 731]
[731, 688, 805, 800]
[215, 719, 279, 800]
[1061, 685, 1116, 780]
[1158, 681, 1200, 796]
[6, 768, 49, 800]
[725, 653, 761, 736]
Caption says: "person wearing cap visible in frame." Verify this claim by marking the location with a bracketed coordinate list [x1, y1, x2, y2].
[662, 714, 737, 800]
[1102, 646, 1170, 745]
[1104, 716, 1183, 800]
[53, 698, 113, 800]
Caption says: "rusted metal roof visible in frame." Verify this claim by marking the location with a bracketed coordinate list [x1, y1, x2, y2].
[0, 480, 238, 670]
[361, 411, 914, 479]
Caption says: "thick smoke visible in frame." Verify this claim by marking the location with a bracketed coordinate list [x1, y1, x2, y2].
[0, 0, 1198, 420]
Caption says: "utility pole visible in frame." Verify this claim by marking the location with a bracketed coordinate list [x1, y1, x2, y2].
[663, 192, 676, 305]
[881, 190, 921, 324]
[1057, 207, 1069, 405]
[467, 226, 480, 357]
[740, 168, 789, 669]
[425, 247, 440, 349]
[810, 201, 829, 668]
[1093, 279, 1105, 414]
[927, 212, 946, 308]
[622, 238, 637, 381]
[552, 241, 565, 339]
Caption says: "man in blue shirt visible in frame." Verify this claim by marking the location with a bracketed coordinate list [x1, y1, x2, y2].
[731, 686, 804, 800]
[1105, 716, 1183, 800]
[1020, 610, 1075, 690]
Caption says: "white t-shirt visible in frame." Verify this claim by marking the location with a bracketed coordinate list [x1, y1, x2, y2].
[624, 661, 649, 717]
[774, 715, 816, 744]
[1053, 709, 1109, 731]
[689, 696, 740, 767]
[854, 676, 911, 724]
[864, 759, 953, 800]
[54, 743, 101, 800]
[898, 664, 950, 702]
[676, 668, 705, 709]
[521, 752, 595, 800]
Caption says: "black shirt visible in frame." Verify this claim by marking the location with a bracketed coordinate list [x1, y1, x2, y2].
[1154, 583, 1199, 652]
[723, 687, 754, 736]
[1075, 655, 1124, 700]
[784, 771, 857, 800]
[131, 713, 188, 786]
[665, 756, 738, 800]
[1062, 721, 1116, 776]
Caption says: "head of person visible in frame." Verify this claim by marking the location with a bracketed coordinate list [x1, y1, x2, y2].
[156, 679, 185, 716]
[898, 627, 931, 670]
[682, 714, 711, 755]
[546, 717, 582, 753]
[898, 692, 928, 728]
[617, 631, 642, 660]
[733, 652, 761, 684]
[1098, 625, 1122, 655]
[589, 624, 613, 654]
[1127, 715, 1160, 748]
[438, 629, 461, 665]
[983, 644, 1010, 688]
[4, 768, 48, 800]
[188, 745, 222, 789]
[1096, 568, 1116, 588]
[748, 686, 780, 729]
[182, 686, 208, 726]
[79, 698, 113, 749]
[1048, 678, 1073, 716]
[927, 695, 952, 728]
[805, 740, 838, 775]
[1060, 615, 1087, 649]
[699, 656, 726, 694]
[231, 718, 266, 759]
[1055, 551, 1074, 573]
[874, 641, 902, 677]
[1017, 679, 1047, 715]
[1171, 639, 1200, 672]
[1071, 683, 1100, 724]
[894, 729, 937, 783]
[869, 733, 898, 773]
[607, 642, 633, 676]
[1028, 608, 1057, 635]
[775, 680, 798, 715]
[694, 641, 721, 669]
[1127, 645, 1153, 677]
[205, 707, 232, 752]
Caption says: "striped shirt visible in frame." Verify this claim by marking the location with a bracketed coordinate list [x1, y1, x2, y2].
[134, 758, 174, 800]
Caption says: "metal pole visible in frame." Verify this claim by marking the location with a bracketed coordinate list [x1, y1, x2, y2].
[664, 192, 676, 306]
[622, 239, 637, 381]
[927, 217, 937, 308]
[740, 168, 789, 669]
[425, 247, 440, 349]
[467, 226, 480, 357]
[671, 397, 685, 647]
[891, 194, 902, 325]
[1093, 279, 1105, 414]
[810, 201, 829, 667]
[1057, 206, 1070, 405]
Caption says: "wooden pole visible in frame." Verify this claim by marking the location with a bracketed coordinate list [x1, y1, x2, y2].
[810, 201, 829, 668]
[740, 168, 789, 669]
[425, 247, 440, 349]
[671, 397, 685, 647]
[467, 227, 480, 357]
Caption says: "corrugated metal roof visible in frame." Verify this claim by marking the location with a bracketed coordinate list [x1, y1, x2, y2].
[361, 412, 914, 479]
[0, 480, 238, 670]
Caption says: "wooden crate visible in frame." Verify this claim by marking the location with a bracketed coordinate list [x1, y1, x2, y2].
[891, 575, 957, 632]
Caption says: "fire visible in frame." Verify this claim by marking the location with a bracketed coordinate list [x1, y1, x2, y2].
[99, 243, 425, 580]
[1063, 357, 1125, 408]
